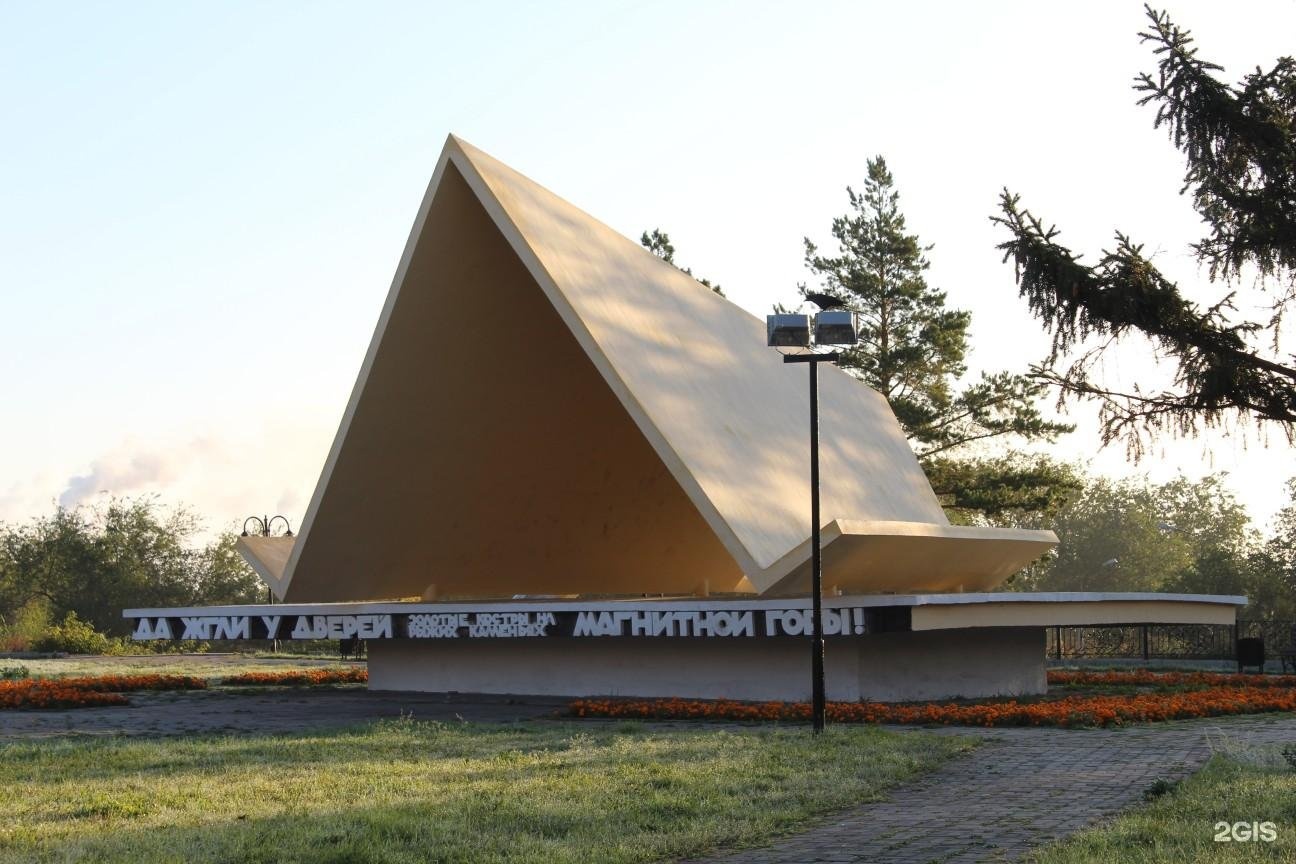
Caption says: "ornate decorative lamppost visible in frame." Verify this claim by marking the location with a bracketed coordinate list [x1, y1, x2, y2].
[241, 515, 293, 651]
[241, 514, 294, 541]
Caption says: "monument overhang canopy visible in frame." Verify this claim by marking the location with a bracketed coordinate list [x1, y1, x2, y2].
[247, 135, 1057, 603]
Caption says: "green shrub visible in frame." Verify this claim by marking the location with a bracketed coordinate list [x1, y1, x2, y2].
[0, 600, 51, 653]
[32, 613, 128, 655]
[0, 666, 30, 680]
[134, 639, 210, 655]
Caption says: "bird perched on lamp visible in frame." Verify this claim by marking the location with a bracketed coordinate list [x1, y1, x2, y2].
[804, 292, 848, 310]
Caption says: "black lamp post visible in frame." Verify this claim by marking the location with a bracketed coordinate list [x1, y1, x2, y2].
[767, 304, 858, 734]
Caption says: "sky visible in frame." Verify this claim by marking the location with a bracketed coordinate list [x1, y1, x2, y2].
[2, 0, 1293, 539]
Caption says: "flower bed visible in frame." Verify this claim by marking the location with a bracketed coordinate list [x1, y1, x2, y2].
[220, 668, 368, 687]
[54, 674, 208, 693]
[1047, 669, 1296, 689]
[0, 683, 128, 710]
[570, 686, 1296, 728]
[0, 674, 206, 711]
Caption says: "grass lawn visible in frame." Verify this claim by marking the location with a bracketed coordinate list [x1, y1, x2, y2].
[3, 653, 361, 680]
[0, 718, 974, 864]
[1031, 748, 1296, 863]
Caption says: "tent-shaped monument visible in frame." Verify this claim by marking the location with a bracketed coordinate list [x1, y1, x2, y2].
[240, 135, 1057, 603]
[126, 136, 1245, 704]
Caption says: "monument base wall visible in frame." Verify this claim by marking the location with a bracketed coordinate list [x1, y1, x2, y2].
[367, 626, 1045, 703]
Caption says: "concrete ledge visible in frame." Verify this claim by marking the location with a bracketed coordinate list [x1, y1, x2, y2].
[125, 590, 1247, 618]
[368, 627, 1046, 703]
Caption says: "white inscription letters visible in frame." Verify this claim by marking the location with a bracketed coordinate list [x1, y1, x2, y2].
[132, 617, 173, 640]
[129, 607, 871, 640]
[763, 608, 864, 636]
[573, 610, 758, 637]
[406, 612, 557, 638]
[289, 615, 393, 640]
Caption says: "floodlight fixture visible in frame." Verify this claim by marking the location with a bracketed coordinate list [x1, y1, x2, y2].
[813, 310, 858, 346]
[766, 314, 811, 347]
[768, 311, 858, 349]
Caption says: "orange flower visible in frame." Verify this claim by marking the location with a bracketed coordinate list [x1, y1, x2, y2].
[0, 672, 206, 708]
[568, 685, 1296, 728]
[220, 668, 368, 687]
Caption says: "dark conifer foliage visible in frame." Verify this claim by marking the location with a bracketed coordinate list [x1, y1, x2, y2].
[994, 5, 1296, 455]
[640, 228, 724, 296]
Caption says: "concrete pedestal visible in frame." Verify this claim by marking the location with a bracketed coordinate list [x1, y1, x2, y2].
[367, 626, 1046, 703]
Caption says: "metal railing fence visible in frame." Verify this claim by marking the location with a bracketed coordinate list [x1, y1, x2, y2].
[1044, 620, 1295, 662]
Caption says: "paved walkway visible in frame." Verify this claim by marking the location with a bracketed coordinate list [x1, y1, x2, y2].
[683, 713, 1296, 864]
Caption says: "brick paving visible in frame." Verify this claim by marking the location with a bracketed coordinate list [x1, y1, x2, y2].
[682, 713, 1296, 864]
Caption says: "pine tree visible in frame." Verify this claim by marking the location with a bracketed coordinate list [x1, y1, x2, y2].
[640, 229, 724, 296]
[799, 157, 1076, 517]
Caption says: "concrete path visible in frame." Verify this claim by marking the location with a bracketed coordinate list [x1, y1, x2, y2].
[682, 713, 1296, 864]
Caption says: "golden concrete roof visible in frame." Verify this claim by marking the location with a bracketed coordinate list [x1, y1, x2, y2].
[250, 135, 1056, 601]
